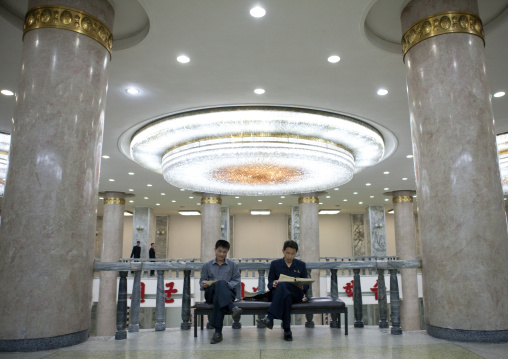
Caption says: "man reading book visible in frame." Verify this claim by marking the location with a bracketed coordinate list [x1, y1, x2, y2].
[257, 240, 309, 341]
[200, 239, 242, 344]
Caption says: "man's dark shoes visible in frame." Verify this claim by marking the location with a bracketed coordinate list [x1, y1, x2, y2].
[256, 317, 274, 329]
[284, 330, 293, 341]
[231, 306, 243, 321]
[210, 332, 223, 344]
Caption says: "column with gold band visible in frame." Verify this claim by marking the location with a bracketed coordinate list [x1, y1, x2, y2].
[391, 190, 419, 331]
[97, 192, 126, 336]
[401, 0, 508, 342]
[0, 0, 114, 351]
[200, 194, 222, 262]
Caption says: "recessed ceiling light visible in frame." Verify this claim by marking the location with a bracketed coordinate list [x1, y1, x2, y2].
[343, 199, 348, 202]
[383, 171, 389, 174]
[180, 188, 185, 191]
[238, 203, 242, 205]
[161, 193, 165, 195]
[402, 177, 408, 180]
[326, 195, 330, 198]
[189, 196, 194, 199]
[377, 89, 388, 96]
[102, 155, 110, 159]
[177, 55, 190, 63]
[334, 188, 339, 191]
[251, 209, 270, 215]
[359, 201, 363, 204]
[147, 184, 152, 186]
[258, 199, 262, 202]
[319, 202, 323, 205]
[384, 187, 389, 191]
[279, 202, 283, 205]
[250, 6, 266, 18]
[156, 203, 160, 206]
[109, 179, 115, 182]
[1, 89, 14, 96]
[126, 88, 139, 95]
[327, 55, 340, 63]
[353, 192, 358, 194]
[128, 172, 134, 175]
[494, 91, 505, 98]
[385, 199, 389, 201]
[281, 196, 285, 198]
[144, 197, 148, 199]
[254, 88, 265, 95]
[235, 196, 240, 198]
[129, 189, 134, 191]
[370, 195, 374, 198]
[99, 197, 103, 200]
[129, 200, 134, 203]
[406, 154, 413, 158]
[172, 200, 176, 202]
[366, 183, 371, 186]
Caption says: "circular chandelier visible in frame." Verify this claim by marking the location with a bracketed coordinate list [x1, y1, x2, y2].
[130, 106, 385, 196]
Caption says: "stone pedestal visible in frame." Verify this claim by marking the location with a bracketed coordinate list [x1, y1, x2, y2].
[401, 0, 508, 342]
[0, 0, 114, 351]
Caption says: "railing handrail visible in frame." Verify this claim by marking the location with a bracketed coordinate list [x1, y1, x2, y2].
[93, 259, 421, 272]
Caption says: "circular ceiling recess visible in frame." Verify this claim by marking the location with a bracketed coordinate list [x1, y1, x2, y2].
[129, 106, 386, 196]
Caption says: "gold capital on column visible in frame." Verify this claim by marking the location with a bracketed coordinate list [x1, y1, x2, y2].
[23, 6, 113, 55]
[393, 196, 413, 203]
[201, 197, 222, 205]
[299, 196, 318, 204]
[402, 11, 484, 59]
[104, 198, 125, 205]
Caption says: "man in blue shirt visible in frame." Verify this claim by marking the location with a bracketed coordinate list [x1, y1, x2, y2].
[257, 240, 308, 341]
[200, 240, 242, 344]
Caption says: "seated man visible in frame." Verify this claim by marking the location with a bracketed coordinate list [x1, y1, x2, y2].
[200, 239, 242, 344]
[257, 240, 308, 341]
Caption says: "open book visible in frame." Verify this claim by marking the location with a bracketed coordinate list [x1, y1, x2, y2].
[243, 290, 259, 298]
[202, 280, 217, 286]
[278, 273, 314, 285]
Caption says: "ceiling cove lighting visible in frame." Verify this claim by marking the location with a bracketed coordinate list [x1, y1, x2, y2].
[179, 210, 201, 216]
[250, 6, 266, 18]
[251, 209, 271, 215]
[129, 106, 385, 196]
[319, 209, 340, 214]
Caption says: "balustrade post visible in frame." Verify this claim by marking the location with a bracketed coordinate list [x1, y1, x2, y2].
[353, 268, 364, 328]
[155, 270, 166, 331]
[256, 269, 267, 327]
[305, 269, 314, 328]
[389, 269, 402, 334]
[128, 271, 141, 332]
[115, 271, 128, 340]
[378, 269, 389, 328]
[330, 268, 339, 328]
[181, 269, 191, 330]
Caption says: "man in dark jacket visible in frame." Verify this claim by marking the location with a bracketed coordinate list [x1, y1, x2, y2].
[149, 243, 156, 276]
[130, 241, 141, 258]
[257, 240, 309, 341]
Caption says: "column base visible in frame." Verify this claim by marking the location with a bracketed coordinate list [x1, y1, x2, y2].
[427, 324, 508, 343]
[391, 327, 403, 335]
[379, 321, 389, 328]
[0, 329, 88, 352]
[155, 323, 166, 331]
[128, 324, 139, 332]
[115, 330, 127, 340]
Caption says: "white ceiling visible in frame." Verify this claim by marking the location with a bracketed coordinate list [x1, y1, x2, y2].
[0, 0, 507, 216]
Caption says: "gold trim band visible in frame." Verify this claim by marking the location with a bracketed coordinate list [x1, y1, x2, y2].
[299, 196, 319, 204]
[201, 197, 222, 205]
[499, 149, 508, 156]
[393, 196, 413, 204]
[104, 198, 125, 205]
[402, 11, 484, 59]
[0, 150, 8, 156]
[23, 6, 113, 56]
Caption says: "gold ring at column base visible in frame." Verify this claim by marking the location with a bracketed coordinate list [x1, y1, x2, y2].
[201, 197, 222, 205]
[402, 11, 484, 60]
[393, 196, 413, 203]
[104, 198, 125, 205]
[23, 6, 113, 56]
[298, 196, 319, 204]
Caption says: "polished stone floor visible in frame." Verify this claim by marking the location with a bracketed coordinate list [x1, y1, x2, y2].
[2, 326, 508, 359]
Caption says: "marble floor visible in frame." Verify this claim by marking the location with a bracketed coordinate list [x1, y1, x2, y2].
[2, 326, 508, 359]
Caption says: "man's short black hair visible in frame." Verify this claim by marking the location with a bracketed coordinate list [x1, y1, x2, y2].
[151, 243, 154, 246]
[215, 239, 230, 250]
[136, 241, 141, 244]
[283, 240, 298, 252]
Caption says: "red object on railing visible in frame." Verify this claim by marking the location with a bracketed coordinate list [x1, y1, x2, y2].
[240, 282, 245, 298]
[370, 279, 385, 301]
[252, 286, 258, 293]
[165, 282, 178, 303]
[343, 280, 354, 297]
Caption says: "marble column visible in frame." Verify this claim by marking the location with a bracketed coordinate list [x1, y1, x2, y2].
[200, 194, 222, 262]
[351, 214, 365, 257]
[155, 215, 168, 258]
[364, 206, 387, 257]
[298, 194, 320, 298]
[390, 190, 420, 331]
[97, 192, 125, 336]
[132, 207, 155, 272]
[0, 0, 113, 351]
[401, 0, 508, 342]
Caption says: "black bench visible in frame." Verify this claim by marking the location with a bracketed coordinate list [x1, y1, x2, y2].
[193, 297, 348, 337]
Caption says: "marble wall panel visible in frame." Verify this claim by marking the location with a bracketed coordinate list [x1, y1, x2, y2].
[351, 214, 365, 257]
[155, 216, 168, 258]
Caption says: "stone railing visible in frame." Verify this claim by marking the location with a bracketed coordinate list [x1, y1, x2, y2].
[93, 258, 421, 340]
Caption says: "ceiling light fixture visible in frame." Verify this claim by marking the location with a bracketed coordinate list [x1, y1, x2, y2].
[250, 6, 266, 18]
[251, 209, 270, 215]
[102, 155, 110, 159]
[493, 91, 505, 98]
[128, 172, 134, 175]
[327, 55, 340, 63]
[177, 55, 190, 63]
[388, 209, 394, 214]
[319, 209, 340, 214]
[254, 88, 265, 94]
[129, 106, 385, 196]
[124, 211, 133, 216]
[179, 210, 201, 216]
[126, 88, 140, 95]
[1, 89, 14, 96]
[377, 89, 388, 96]
[406, 154, 413, 158]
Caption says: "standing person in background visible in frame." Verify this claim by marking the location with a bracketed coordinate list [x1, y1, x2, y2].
[130, 241, 141, 274]
[149, 242, 156, 276]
